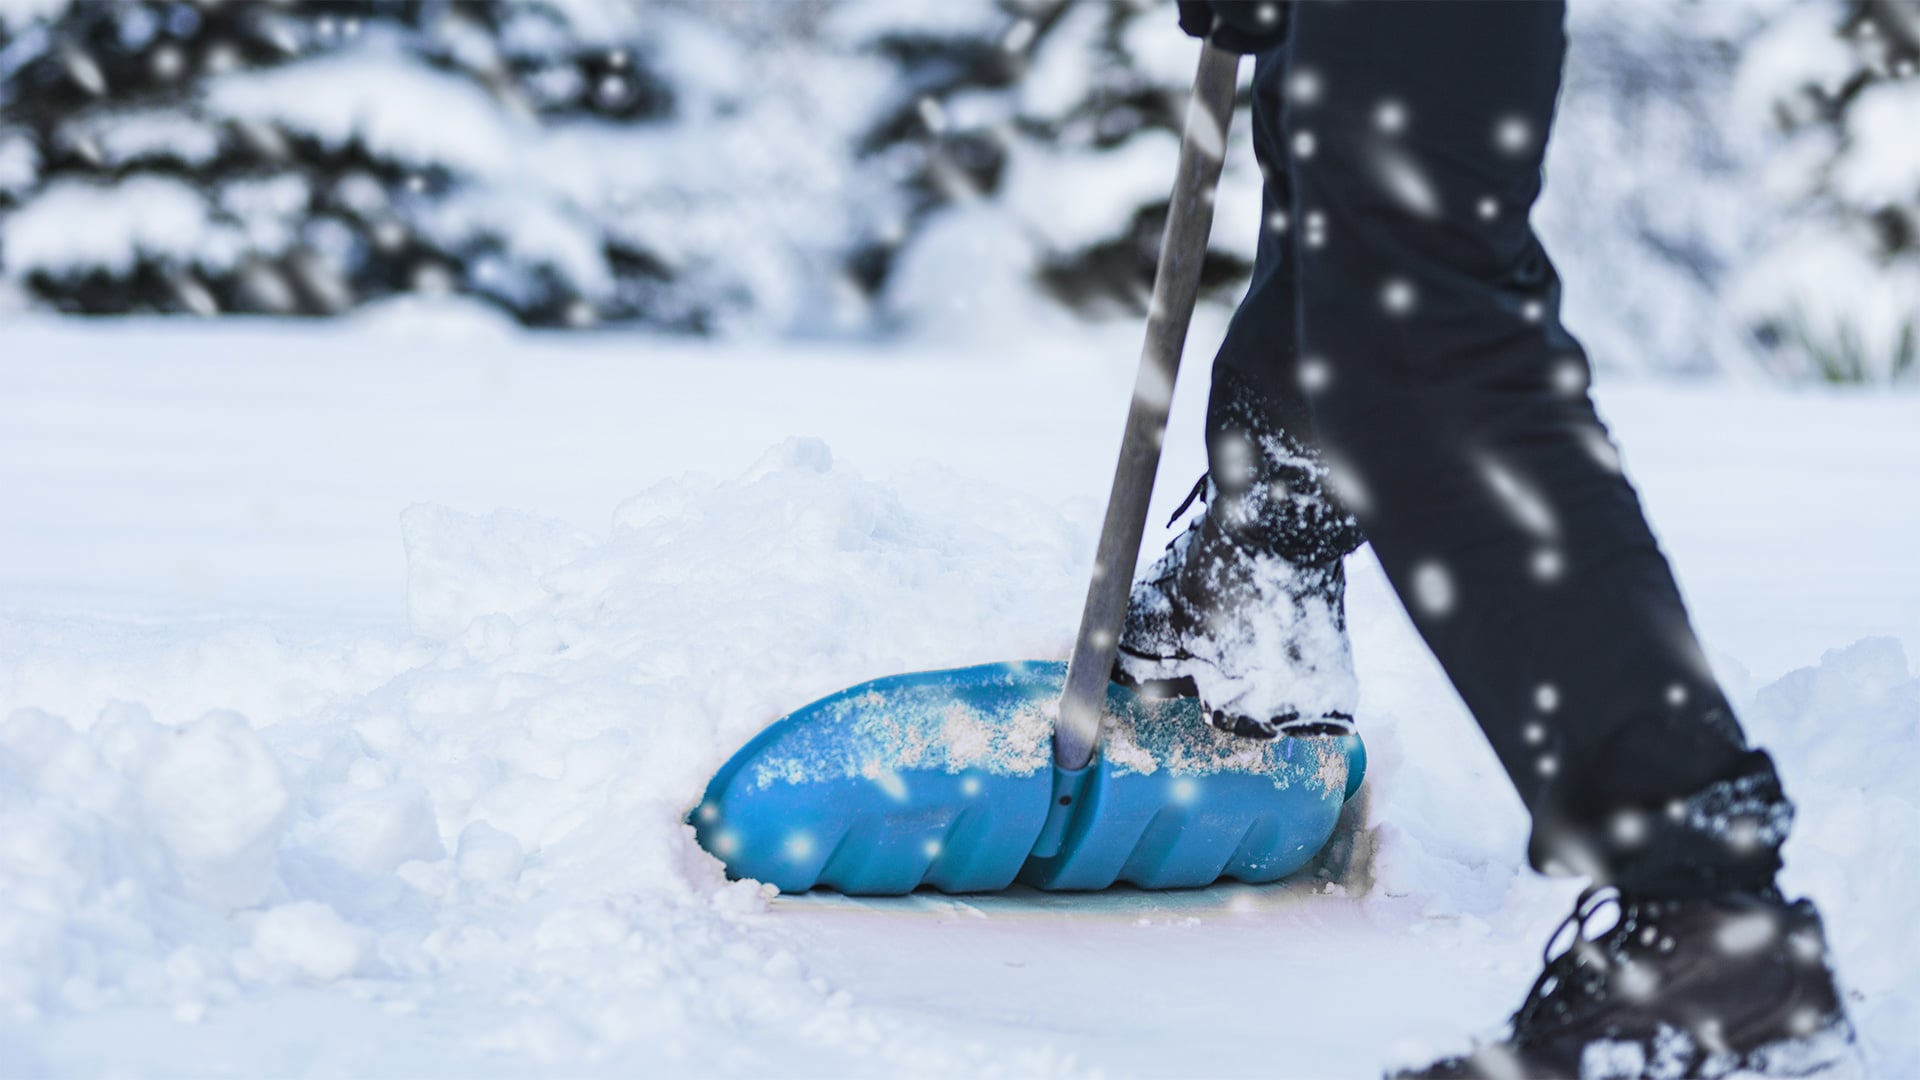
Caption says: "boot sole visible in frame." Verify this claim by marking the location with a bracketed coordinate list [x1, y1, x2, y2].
[1724, 1017, 1866, 1079]
[1209, 709, 1357, 740]
[1388, 1018, 1862, 1080]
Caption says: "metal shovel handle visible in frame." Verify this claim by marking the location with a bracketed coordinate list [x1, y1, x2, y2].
[1055, 43, 1242, 771]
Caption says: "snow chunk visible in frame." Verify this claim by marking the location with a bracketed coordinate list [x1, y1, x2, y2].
[239, 902, 369, 984]
[139, 711, 290, 910]
[454, 820, 524, 883]
[306, 784, 443, 876]
[740, 435, 833, 482]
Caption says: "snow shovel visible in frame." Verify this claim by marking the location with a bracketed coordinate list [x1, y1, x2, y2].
[692, 43, 1365, 896]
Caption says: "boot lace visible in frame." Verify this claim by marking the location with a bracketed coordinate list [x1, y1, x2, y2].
[1166, 473, 1210, 528]
[1509, 886, 1635, 1042]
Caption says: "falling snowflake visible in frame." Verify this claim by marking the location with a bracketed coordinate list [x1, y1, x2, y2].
[1411, 560, 1455, 617]
[1304, 209, 1328, 249]
[1372, 145, 1441, 219]
[1532, 548, 1565, 582]
[1374, 100, 1407, 135]
[151, 45, 185, 81]
[1552, 360, 1589, 396]
[1495, 115, 1533, 154]
[1001, 19, 1037, 53]
[1612, 811, 1650, 846]
[1299, 356, 1332, 393]
[1535, 683, 1561, 712]
[916, 96, 948, 134]
[1288, 68, 1323, 105]
[1580, 428, 1624, 473]
[1380, 277, 1416, 316]
[1479, 456, 1558, 538]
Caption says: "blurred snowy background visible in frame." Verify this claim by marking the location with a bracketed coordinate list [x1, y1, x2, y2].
[1, 0, 1916, 383]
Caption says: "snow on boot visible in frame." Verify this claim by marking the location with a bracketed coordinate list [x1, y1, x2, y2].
[1112, 368, 1365, 739]
[1393, 887, 1859, 1080]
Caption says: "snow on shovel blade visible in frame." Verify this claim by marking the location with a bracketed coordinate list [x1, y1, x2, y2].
[691, 661, 1366, 896]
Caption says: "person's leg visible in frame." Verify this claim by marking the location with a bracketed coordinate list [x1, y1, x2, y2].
[1277, 4, 1852, 1074]
[1211, 42, 1365, 567]
[1213, 47, 1314, 438]
[1282, 0, 1785, 898]
[1116, 42, 1367, 737]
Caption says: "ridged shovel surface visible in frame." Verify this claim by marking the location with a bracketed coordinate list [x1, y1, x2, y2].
[691, 661, 1365, 895]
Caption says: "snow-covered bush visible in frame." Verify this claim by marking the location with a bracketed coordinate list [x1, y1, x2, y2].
[0, 1, 894, 330]
[2, 0, 1912, 381]
[1725, 0, 1920, 384]
[1527, 1, 1771, 380]
[0, 0, 1262, 336]
[839, 0, 1257, 328]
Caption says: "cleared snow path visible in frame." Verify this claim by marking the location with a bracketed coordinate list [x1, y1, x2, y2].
[1, 317, 1916, 1077]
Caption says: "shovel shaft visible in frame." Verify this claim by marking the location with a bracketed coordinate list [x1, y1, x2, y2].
[1055, 44, 1242, 771]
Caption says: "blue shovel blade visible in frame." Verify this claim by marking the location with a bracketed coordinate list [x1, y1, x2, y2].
[691, 661, 1366, 895]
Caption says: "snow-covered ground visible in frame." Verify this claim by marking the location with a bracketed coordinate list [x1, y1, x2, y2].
[2, 314, 1917, 1077]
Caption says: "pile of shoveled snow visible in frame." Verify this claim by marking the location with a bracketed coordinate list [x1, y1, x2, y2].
[0, 438, 1095, 1076]
[2, 428, 1916, 1077]
[1749, 636, 1920, 1064]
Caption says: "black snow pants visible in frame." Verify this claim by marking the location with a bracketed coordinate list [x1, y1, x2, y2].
[1216, 1, 1790, 899]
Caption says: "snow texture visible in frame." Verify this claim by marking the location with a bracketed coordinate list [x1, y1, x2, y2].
[1, 318, 1916, 1076]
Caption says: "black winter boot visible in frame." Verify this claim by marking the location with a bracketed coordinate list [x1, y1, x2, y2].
[1113, 368, 1365, 738]
[1395, 887, 1858, 1080]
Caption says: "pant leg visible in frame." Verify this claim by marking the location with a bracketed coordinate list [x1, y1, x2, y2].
[1215, 49, 1313, 438]
[1280, 0, 1789, 898]
[1203, 46, 1364, 567]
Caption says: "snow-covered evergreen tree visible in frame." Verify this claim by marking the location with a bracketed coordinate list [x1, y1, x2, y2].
[0, 0, 1256, 336]
[1726, 0, 1920, 384]
[0, 0, 907, 330]
[840, 0, 1258, 334]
